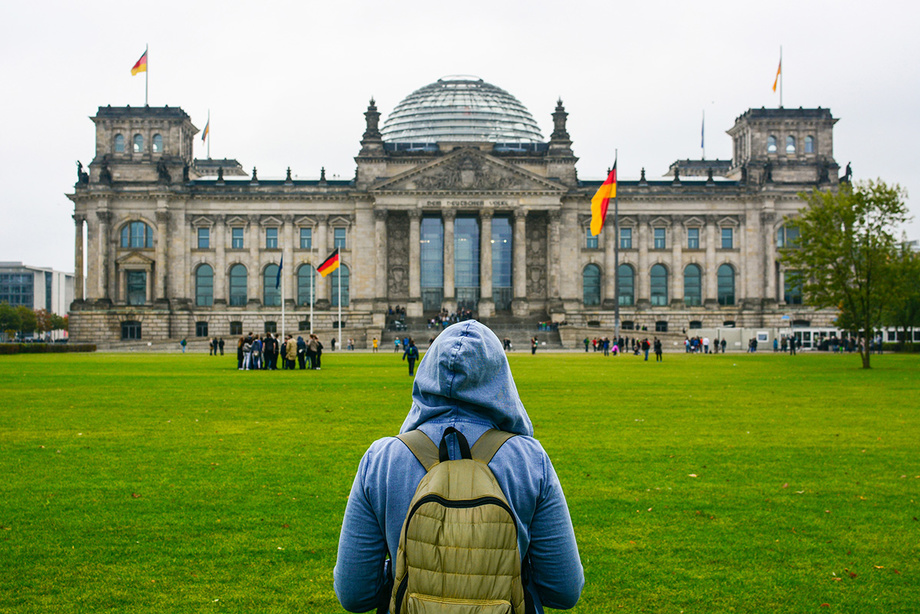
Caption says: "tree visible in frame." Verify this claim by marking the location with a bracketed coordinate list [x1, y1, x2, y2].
[781, 180, 910, 368]
[882, 242, 920, 350]
[16, 305, 37, 336]
[34, 308, 53, 335]
[0, 302, 22, 340]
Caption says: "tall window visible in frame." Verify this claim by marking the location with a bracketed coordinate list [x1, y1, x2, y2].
[455, 217, 480, 310]
[654, 228, 666, 249]
[784, 270, 803, 304]
[263, 264, 280, 306]
[776, 225, 800, 248]
[684, 264, 702, 306]
[229, 264, 247, 306]
[617, 264, 634, 306]
[300, 227, 312, 249]
[231, 228, 244, 249]
[297, 264, 315, 306]
[786, 135, 796, 154]
[195, 264, 213, 306]
[152, 134, 163, 153]
[721, 227, 733, 249]
[265, 228, 278, 249]
[585, 228, 598, 249]
[114, 134, 125, 153]
[717, 264, 735, 306]
[583, 264, 601, 307]
[805, 135, 815, 154]
[650, 264, 668, 306]
[197, 228, 210, 249]
[133, 134, 144, 153]
[332, 264, 350, 307]
[687, 228, 700, 249]
[196, 321, 208, 337]
[121, 222, 153, 248]
[492, 217, 513, 311]
[420, 217, 444, 311]
[126, 271, 146, 306]
[334, 228, 347, 249]
[620, 227, 632, 249]
[767, 135, 777, 153]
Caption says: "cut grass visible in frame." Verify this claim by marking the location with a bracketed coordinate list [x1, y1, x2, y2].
[0, 351, 918, 613]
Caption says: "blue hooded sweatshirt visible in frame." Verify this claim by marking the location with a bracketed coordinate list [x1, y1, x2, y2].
[334, 320, 584, 612]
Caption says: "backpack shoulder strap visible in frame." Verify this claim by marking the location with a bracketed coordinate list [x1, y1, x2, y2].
[395, 430, 439, 472]
[471, 428, 516, 464]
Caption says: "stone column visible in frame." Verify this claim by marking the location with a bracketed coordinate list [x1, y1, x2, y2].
[214, 215, 226, 304]
[442, 209, 456, 310]
[374, 209, 388, 303]
[512, 209, 527, 315]
[248, 215, 260, 304]
[547, 210, 562, 301]
[73, 214, 84, 302]
[479, 209, 494, 317]
[155, 209, 169, 302]
[705, 215, 718, 306]
[670, 216, 683, 304]
[315, 215, 329, 303]
[408, 210, 422, 317]
[764, 213, 777, 303]
[603, 214, 615, 306]
[283, 215, 295, 306]
[96, 210, 112, 302]
[637, 215, 650, 306]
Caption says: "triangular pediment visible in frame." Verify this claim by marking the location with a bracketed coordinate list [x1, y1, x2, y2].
[683, 216, 705, 227]
[718, 216, 740, 227]
[373, 149, 566, 193]
[294, 215, 316, 227]
[116, 251, 155, 266]
[650, 216, 672, 227]
[260, 215, 283, 227]
[226, 215, 249, 227]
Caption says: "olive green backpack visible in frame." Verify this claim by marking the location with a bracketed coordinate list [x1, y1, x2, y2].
[388, 427, 533, 614]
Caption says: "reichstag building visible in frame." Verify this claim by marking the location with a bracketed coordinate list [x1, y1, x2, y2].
[67, 76, 839, 345]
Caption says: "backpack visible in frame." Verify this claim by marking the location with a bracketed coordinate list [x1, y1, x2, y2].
[388, 427, 532, 614]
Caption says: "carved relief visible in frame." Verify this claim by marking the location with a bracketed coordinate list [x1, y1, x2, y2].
[408, 152, 530, 191]
[526, 212, 547, 298]
[387, 212, 409, 298]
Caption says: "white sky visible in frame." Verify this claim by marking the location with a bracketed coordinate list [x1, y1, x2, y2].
[2, 0, 919, 272]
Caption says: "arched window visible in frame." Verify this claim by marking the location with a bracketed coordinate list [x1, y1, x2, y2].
[804, 135, 815, 154]
[767, 135, 777, 153]
[263, 264, 281, 306]
[114, 134, 125, 153]
[152, 134, 163, 153]
[331, 264, 350, 307]
[617, 264, 634, 306]
[297, 264, 316, 306]
[133, 134, 144, 153]
[229, 264, 247, 306]
[583, 264, 601, 306]
[120, 221, 153, 248]
[718, 264, 735, 306]
[195, 264, 213, 307]
[684, 264, 702, 306]
[786, 135, 796, 154]
[650, 264, 668, 306]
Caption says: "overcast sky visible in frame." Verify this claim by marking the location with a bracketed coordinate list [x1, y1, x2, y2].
[2, 0, 918, 273]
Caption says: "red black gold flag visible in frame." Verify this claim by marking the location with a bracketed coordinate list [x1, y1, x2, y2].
[317, 248, 340, 277]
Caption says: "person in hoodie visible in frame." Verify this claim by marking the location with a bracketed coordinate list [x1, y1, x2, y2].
[334, 320, 583, 613]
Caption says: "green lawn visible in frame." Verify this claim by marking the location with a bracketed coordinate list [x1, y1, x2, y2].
[0, 350, 917, 613]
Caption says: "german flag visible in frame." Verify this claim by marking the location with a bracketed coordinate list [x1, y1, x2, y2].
[317, 248, 340, 277]
[131, 49, 148, 76]
[590, 162, 616, 236]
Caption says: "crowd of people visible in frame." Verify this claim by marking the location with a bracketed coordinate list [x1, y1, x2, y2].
[235, 332, 330, 370]
[427, 307, 475, 329]
[683, 336, 727, 354]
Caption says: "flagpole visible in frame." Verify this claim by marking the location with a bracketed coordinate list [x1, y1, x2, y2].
[310, 246, 314, 335]
[613, 150, 620, 349]
[281, 252, 285, 344]
[701, 110, 705, 159]
[207, 110, 211, 159]
[145, 44, 148, 106]
[779, 45, 783, 108]
[337, 263, 343, 351]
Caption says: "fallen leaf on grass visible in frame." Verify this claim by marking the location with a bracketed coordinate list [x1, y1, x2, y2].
[688, 474, 698, 478]
[131, 493, 141, 499]
[782, 483, 789, 489]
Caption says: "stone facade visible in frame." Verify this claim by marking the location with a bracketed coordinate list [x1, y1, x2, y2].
[67, 94, 841, 346]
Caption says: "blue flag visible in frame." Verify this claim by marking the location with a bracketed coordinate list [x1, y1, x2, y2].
[275, 255, 283, 289]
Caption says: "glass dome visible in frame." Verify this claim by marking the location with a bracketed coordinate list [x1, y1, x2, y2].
[381, 76, 544, 144]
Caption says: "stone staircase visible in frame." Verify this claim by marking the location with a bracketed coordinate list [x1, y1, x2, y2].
[379, 314, 564, 350]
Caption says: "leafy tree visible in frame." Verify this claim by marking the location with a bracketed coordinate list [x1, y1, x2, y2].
[34, 308, 53, 334]
[16, 305, 38, 335]
[0, 302, 21, 340]
[782, 180, 910, 368]
[882, 242, 920, 349]
[51, 313, 69, 332]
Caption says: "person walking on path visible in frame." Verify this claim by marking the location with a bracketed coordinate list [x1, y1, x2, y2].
[402, 338, 419, 375]
[180, 338, 187, 353]
[218, 337, 224, 356]
[531, 336, 538, 355]
[334, 320, 584, 613]
[642, 338, 650, 361]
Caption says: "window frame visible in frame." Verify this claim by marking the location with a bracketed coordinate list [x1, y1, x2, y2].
[231, 227, 244, 249]
[620, 227, 632, 249]
[582, 263, 602, 307]
[585, 227, 599, 250]
[133, 134, 144, 153]
[197, 227, 210, 249]
[653, 228, 666, 250]
[299, 227, 312, 250]
[333, 227, 347, 250]
[687, 228, 700, 250]
[650, 264, 669, 306]
[721, 227, 734, 249]
[265, 227, 279, 250]
[152, 134, 163, 153]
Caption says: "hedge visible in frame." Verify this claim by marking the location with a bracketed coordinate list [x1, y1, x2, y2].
[0, 343, 96, 355]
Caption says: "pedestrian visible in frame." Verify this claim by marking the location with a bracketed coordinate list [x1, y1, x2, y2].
[236, 336, 244, 370]
[720, 338, 726, 353]
[218, 337, 224, 356]
[297, 336, 307, 369]
[333, 321, 584, 612]
[531, 336, 538, 355]
[331, 337, 337, 352]
[313, 335, 324, 369]
[394, 338, 400, 353]
[584, 337, 589, 352]
[372, 337, 378, 353]
[402, 338, 419, 375]
[285, 334, 297, 369]
[654, 337, 663, 362]
[180, 338, 187, 353]
[642, 338, 650, 361]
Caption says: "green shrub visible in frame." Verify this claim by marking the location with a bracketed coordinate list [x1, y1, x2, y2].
[0, 343, 96, 355]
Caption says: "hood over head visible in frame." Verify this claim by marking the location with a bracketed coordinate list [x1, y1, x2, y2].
[400, 320, 533, 436]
